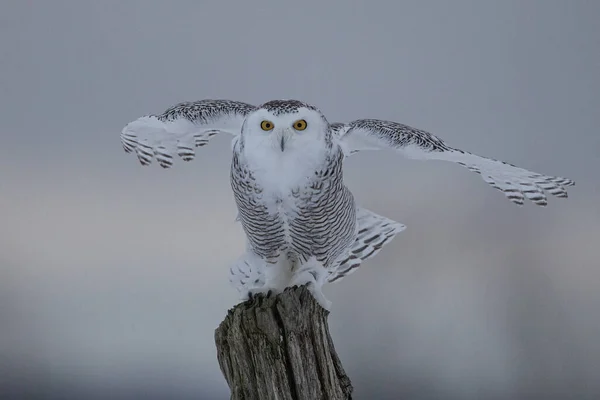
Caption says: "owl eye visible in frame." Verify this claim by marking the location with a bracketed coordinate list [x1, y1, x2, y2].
[293, 119, 307, 131]
[260, 120, 274, 131]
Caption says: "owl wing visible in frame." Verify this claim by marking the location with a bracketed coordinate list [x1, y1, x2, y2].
[328, 208, 405, 284]
[120, 99, 256, 168]
[334, 119, 575, 206]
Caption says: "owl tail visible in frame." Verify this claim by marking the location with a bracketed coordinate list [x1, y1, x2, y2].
[327, 208, 406, 284]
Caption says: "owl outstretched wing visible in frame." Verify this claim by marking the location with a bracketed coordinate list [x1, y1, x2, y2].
[120, 99, 256, 168]
[335, 119, 575, 206]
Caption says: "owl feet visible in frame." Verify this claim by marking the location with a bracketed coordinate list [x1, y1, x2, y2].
[289, 269, 331, 311]
[246, 288, 275, 301]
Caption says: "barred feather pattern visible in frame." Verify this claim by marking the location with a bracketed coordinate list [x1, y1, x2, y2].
[328, 208, 406, 283]
[338, 119, 575, 206]
[230, 151, 284, 264]
[453, 154, 574, 206]
[230, 146, 356, 270]
[344, 119, 454, 152]
[157, 99, 255, 124]
[120, 99, 255, 168]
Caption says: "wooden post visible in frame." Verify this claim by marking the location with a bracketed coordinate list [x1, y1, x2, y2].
[215, 285, 353, 400]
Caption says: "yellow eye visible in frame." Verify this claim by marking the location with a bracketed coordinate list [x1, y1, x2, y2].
[293, 119, 307, 131]
[260, 120, 274, 131]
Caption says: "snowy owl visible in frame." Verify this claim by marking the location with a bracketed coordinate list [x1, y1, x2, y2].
[120, 99, 574, 309]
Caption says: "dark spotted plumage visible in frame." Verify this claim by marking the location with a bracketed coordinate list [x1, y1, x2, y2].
[230, 145, 356, 269]
[344, 119, 454, 153]
[258, 99, 319, 116]
[157, 99, 255, 124]
[230, 151, 285, 263]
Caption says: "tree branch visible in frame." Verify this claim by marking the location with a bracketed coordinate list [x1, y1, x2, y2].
[215, 285, 353, 400]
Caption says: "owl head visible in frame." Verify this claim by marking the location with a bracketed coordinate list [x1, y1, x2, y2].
[240, 100, 331, 154]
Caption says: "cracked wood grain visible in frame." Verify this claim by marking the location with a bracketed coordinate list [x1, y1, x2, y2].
[215, 285, 353, 400]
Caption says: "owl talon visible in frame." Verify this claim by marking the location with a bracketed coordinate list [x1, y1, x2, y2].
[289, 268, 331, 310]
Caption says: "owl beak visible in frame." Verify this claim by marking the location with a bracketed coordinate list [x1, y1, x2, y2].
[279, 130, 292, 152]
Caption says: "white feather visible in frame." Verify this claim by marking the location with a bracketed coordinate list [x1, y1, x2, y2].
[120, 99, 254, 167]
[335, 119, 575, 206]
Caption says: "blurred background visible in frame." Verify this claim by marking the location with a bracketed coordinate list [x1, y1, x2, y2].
[1, 1, 599, 399]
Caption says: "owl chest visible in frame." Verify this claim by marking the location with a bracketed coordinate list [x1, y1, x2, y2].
[231, 145, 343, 251]
[234, 163, 325, 224]
[257, 173, 317, 218]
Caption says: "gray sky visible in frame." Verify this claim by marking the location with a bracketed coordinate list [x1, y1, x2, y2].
[2, 1, 599, 399]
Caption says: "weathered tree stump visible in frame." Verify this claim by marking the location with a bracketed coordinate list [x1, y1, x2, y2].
[215, 285, 353, 400]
